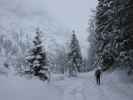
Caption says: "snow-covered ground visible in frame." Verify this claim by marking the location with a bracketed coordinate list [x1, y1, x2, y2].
[0, 71, 133, 100]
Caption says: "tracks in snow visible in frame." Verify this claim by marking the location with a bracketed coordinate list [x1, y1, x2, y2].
[50, 72, 133, 100]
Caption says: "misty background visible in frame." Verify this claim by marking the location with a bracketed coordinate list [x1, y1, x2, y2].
[0, 1, 133, 100]
[0, 0, 97, 57]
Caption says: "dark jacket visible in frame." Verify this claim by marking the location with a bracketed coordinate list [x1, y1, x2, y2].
[95, 69, 101, 77]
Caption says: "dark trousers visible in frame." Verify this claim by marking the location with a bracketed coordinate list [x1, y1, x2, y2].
[96, 76, 100, 85]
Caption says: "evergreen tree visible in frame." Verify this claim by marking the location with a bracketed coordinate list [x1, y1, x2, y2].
[112, 0, 128, 66]
[121, 0, 133, 73]
[95, 0, 129, 71]
[88, 10, 97, 70]
[67, 31, 83, 76]
[103, 0, 129, 69]
[95, 0, 115, 70]
[25, 28, 48, 81]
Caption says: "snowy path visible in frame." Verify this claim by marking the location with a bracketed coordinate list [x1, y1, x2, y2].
[0, 71, 133, 100]
[49, 71, 133, 100]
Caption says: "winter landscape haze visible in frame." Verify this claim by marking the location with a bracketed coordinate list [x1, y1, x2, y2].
[0, 0, 133, 100]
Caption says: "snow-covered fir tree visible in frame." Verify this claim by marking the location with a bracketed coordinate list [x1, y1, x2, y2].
[95, 0, 130, 71]
[88, 10, 97, 70]
[67, 31, 83, 76]
[95, 0, 115, 70]
[111, 0, 128, 66]
[121, 0, 133, 73]
[25, 28, 48, 81]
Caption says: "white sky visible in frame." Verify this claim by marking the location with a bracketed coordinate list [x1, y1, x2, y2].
[44, 0, 97, 30]
[44, 0, 97, 57]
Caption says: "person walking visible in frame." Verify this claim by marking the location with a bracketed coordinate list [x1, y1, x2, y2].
[95, 69, 102, 85]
